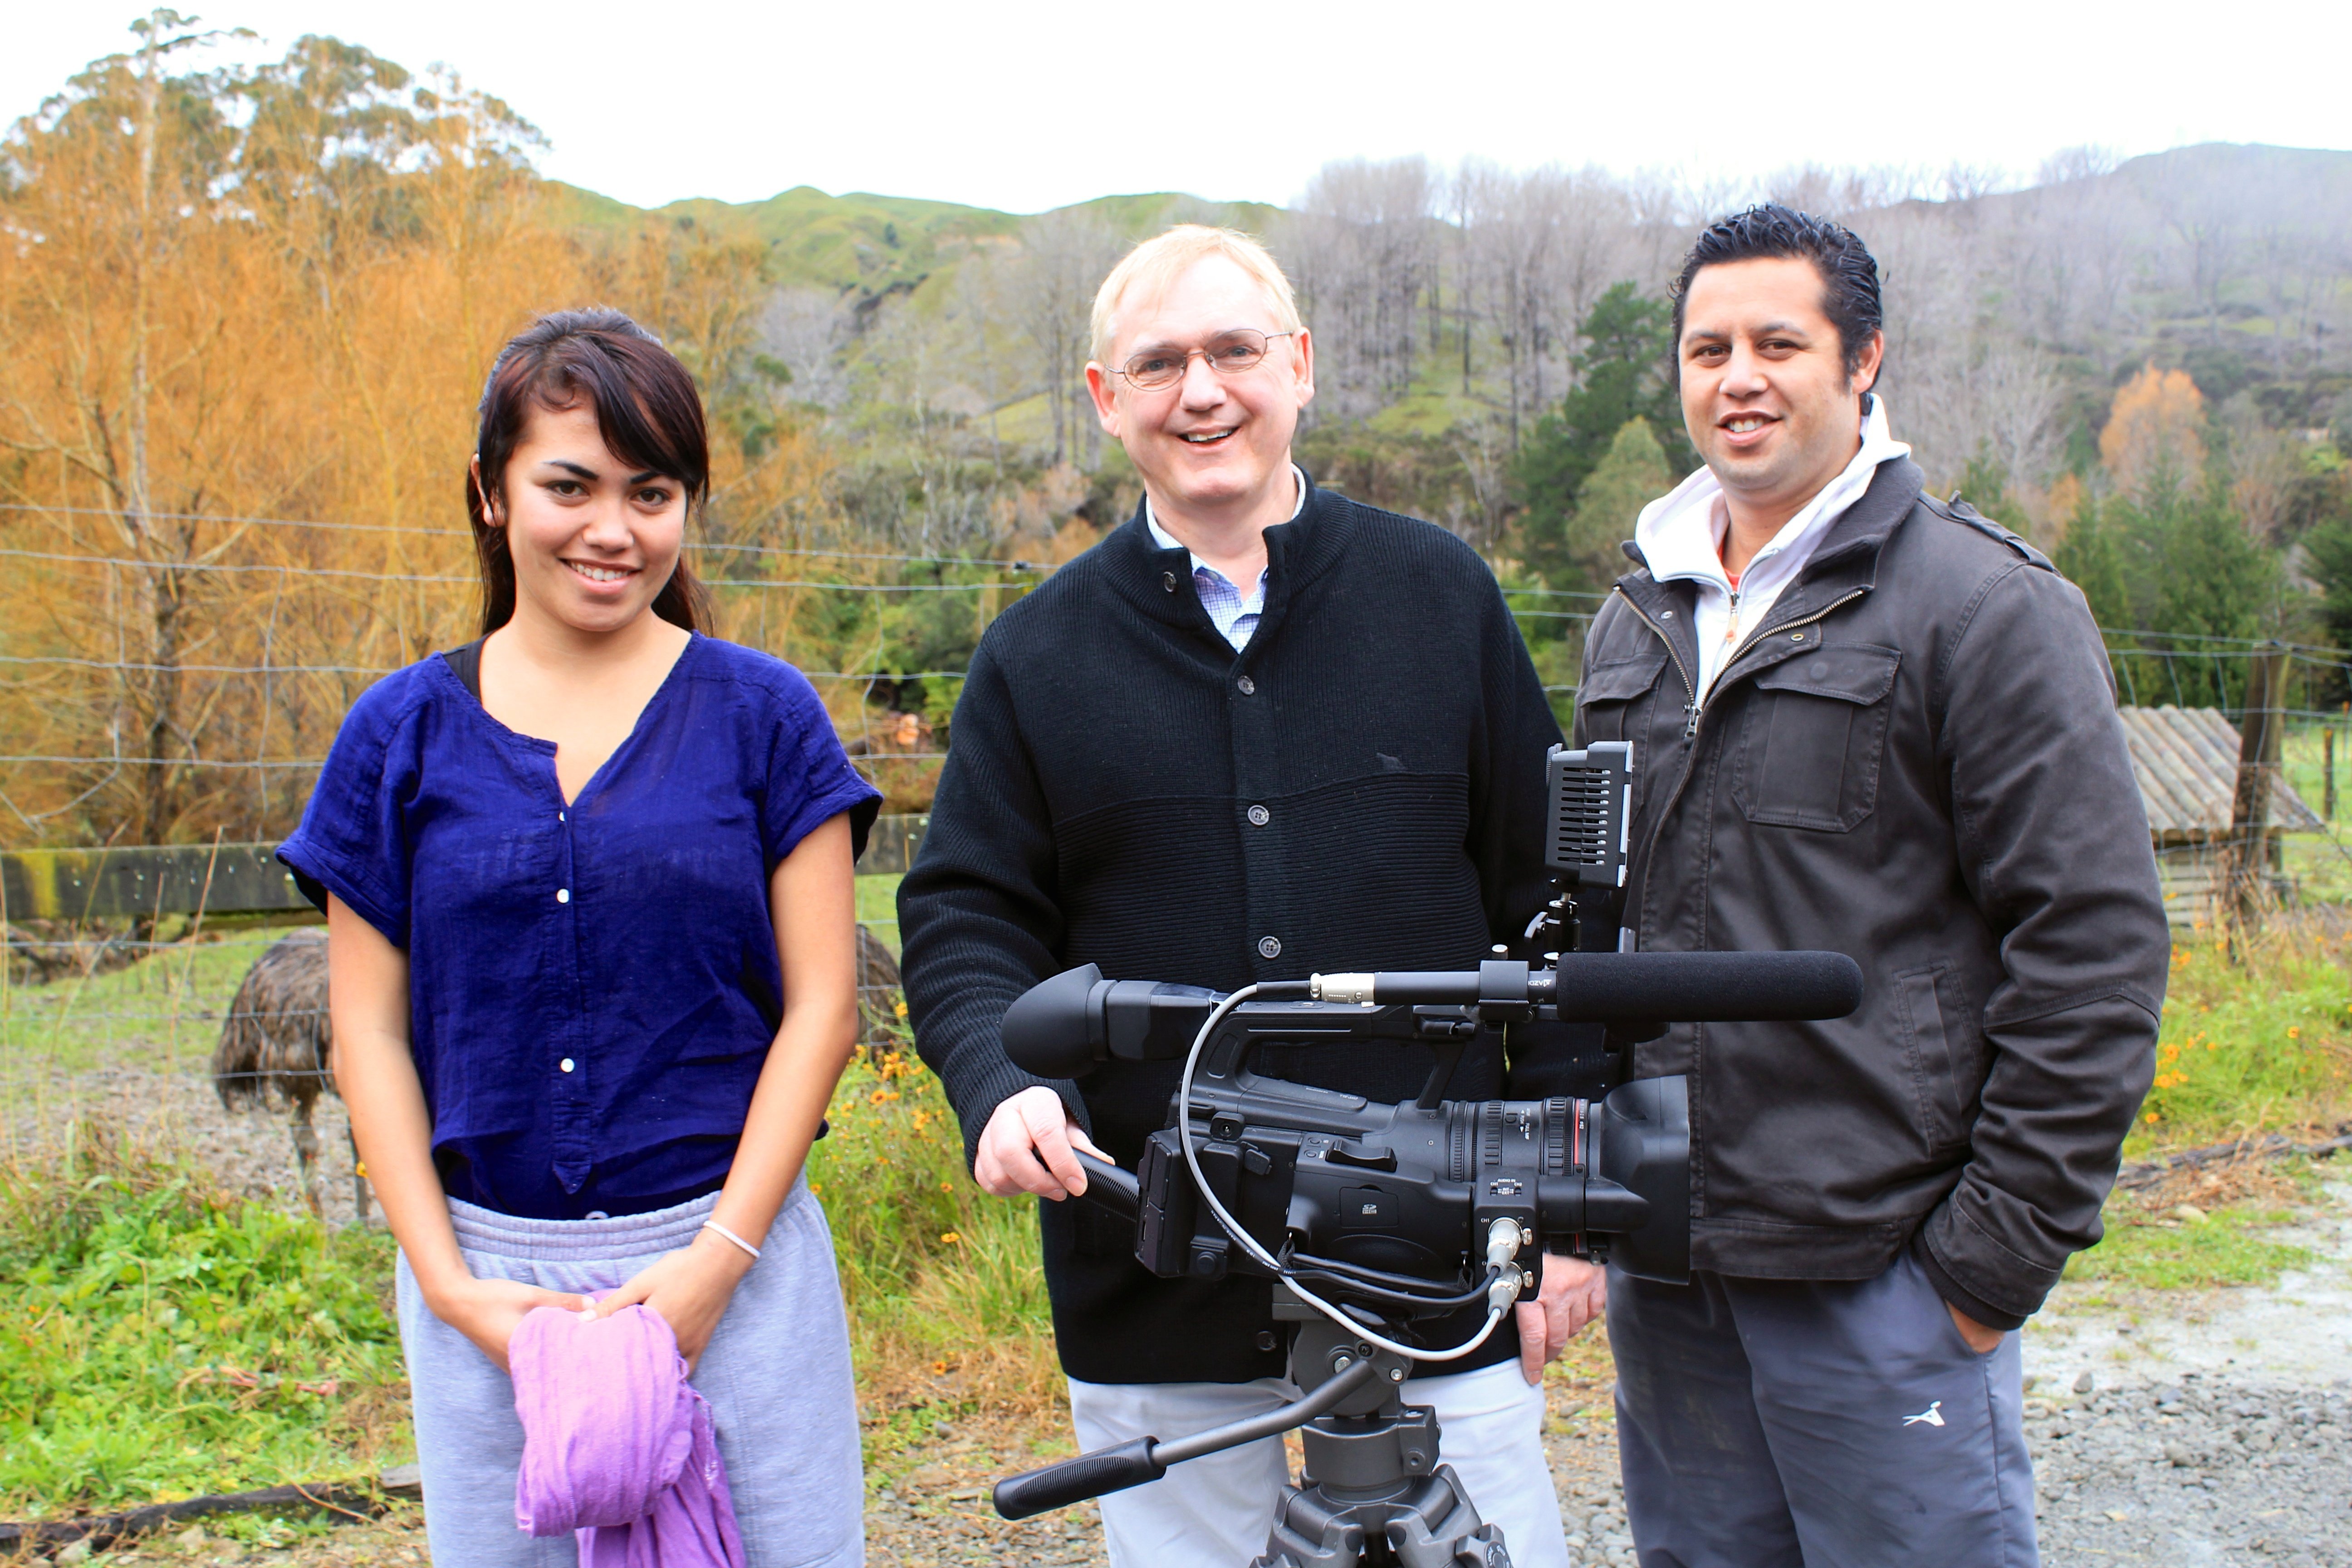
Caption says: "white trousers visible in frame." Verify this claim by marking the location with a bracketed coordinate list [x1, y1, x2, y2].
[1068, 1358, 1568, 1568]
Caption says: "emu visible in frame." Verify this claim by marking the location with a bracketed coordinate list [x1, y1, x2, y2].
[211, 926, 358, 1220]
[212, 923, 906, 1218]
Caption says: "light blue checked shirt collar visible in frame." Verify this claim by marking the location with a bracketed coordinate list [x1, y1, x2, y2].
[1145, 464, 1308, 652]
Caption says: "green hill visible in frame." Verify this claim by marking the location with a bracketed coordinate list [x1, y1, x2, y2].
[540, 180, 1284, 297]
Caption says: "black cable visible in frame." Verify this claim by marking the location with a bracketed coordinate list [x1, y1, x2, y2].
[1282, 1266, 1499, 1312]
[1289, 1251, 1485, 1298]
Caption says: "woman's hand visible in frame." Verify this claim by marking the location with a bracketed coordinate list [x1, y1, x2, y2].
[425, 1275, 589, 1372]
[593, 1231, 755, 1371]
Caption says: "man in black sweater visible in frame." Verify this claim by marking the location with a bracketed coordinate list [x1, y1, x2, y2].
[898, 226, 1585, 1566]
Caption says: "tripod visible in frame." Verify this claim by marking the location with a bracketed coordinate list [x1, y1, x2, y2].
[994, 1290, 1511, 1568]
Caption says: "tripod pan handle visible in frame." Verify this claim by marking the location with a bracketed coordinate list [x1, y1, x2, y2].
[1073, 1151, 1140, 1219]
[994, 1437, 1165, 1519]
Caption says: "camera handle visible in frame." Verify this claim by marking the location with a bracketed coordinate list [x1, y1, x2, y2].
[991, 1354, 1383, 1519]
[1071, 1151, 1140, 1217]
[995, 1306, 1516, 1567]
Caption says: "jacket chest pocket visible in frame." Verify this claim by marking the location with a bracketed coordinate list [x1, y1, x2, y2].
[1730, 643, 1901, 832]
[1575, 651, 1670, 745]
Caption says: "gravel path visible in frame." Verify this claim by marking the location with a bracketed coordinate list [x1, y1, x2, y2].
[2025, 1375, 2352, 1565]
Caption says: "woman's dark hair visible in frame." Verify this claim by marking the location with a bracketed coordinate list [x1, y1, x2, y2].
[1669, 204, 1884, 383]
[467, 308, 713, 635]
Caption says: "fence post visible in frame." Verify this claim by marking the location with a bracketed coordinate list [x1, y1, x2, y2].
[2227, 646, 2288, 927]
[2327, 725, 2338, 825]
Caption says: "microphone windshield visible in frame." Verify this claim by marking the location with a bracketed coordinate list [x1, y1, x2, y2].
[1546, 950, 1862, 1022]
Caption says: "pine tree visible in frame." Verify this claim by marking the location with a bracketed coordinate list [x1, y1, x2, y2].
[1553, 418, 1673, 592]
[1511, 283, 1691, 591]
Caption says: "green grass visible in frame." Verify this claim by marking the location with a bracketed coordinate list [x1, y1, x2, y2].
[856, 872, 902, 955]
[2064, 1204, 2318, 1290]
[808, 1029, 1058, 1420]
[0, 1135, 406, 1514]
[2132, 922, 2352, 1152]
[8, 898, 2349, 1515]
[0, 927, 285, 1079]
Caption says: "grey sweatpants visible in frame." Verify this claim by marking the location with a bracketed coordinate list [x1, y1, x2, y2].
[1607, 1250, 2036, 1568]
[393, 1179, 863, 1568]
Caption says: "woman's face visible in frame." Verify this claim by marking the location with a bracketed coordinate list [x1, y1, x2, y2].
[486, 399, 686, 637]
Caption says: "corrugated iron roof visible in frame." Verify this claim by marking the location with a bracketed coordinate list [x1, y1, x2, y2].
[2119, 706, 2323, 838]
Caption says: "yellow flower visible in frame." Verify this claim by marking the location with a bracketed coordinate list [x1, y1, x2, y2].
[869, 1088, 900, 1104]
[940, 1231, 962, 1245]
[2161, 1044, 2180, 1062]
[2288, 1027, 2302, 1039]
[2145, 1111, 2161, 1124]
[895, 1000, 909, 1019]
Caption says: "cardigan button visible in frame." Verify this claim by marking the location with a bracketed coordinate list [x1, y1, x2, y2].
[1247, 804, 1270, 827]
[557, 887, 571, 903]
[1237, 675, 1256, 695]
[559, 1058, 575, 1073]
[1257, 935, 1282, 959]
[1162, 571, 1177, 592]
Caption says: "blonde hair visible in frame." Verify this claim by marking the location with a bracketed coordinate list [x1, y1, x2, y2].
[1088, 225, 1303, 368]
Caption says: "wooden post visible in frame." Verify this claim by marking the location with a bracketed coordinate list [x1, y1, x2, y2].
[2228, 647, 2288, 926]
[2329, 724, 2340, 824]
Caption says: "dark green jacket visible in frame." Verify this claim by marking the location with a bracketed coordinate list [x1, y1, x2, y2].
[1574, 456, 2168, 1328]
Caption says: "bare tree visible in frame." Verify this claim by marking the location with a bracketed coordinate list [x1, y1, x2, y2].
[993, 209, 1122, 466]
[1284, 157, 1439, 421]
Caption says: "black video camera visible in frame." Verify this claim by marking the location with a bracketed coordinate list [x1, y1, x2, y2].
[988, 745, 1865, 1532]
[1000, 744, 1865, 1318]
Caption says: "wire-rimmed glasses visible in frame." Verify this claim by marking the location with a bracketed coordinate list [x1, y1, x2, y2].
[1112, 329, 1296, 391]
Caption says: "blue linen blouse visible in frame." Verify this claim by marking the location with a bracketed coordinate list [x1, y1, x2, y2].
[277, 634, 881, 1219]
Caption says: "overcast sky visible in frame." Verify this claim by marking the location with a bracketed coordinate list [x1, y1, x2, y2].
[7, 2, 2349, 214]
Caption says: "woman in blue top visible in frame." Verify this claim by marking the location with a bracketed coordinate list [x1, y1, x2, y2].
[279, 310, 878, 1567]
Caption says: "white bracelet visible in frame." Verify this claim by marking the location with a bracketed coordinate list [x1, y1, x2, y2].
[701, 1219, 763, 1260]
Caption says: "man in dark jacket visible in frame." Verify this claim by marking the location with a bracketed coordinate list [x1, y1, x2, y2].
[898, 225, 1588, 1566]
[1578, 205, 2169, 1566]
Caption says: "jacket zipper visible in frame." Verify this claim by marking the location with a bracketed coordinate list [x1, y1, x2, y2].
[1612, 589, 1702, 739]
[1729, 588, 1867, 681]
[1603, 582, 1871, 946]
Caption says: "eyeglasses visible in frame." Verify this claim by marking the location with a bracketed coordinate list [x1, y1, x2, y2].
[1113, 329, 1296, 391]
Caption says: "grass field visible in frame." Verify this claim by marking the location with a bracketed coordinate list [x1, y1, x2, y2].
[0, 1137, 407, 1512]
[3, 877, 2349, 1520]
[1, 928, 284, 1081]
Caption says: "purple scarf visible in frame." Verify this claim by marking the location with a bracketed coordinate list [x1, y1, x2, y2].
[510, 1302, 746, 1568]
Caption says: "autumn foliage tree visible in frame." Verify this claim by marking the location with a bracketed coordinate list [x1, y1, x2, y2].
[2099, 362, 2209, 500]
[0, 15, 849, 848]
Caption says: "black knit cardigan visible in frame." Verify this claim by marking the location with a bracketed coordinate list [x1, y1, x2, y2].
[897, 475, 1564, 1383]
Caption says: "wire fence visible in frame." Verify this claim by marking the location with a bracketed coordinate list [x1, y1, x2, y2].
[9, 496, 2352, 1206]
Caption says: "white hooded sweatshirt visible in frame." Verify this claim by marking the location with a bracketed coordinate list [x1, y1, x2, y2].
[1631, 395, 1911, 701]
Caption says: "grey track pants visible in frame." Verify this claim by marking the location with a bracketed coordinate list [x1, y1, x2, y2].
[393, 1179, 863, 1568]
[1607, 1248, 2037, 1568]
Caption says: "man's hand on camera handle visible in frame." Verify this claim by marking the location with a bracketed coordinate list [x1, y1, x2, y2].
[975, 1084, 1110, 1199]
[1518, 1253, 1607, 1384]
